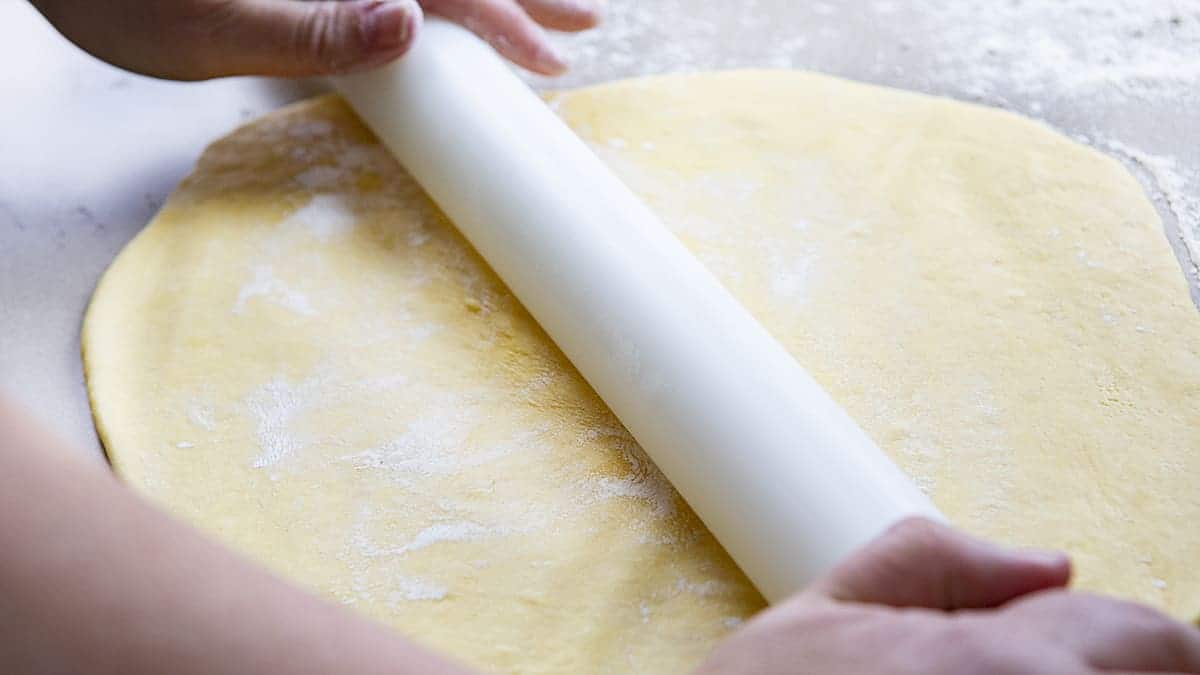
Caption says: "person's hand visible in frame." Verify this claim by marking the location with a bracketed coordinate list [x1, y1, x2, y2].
[696, 519, 1200, 674]
[29, 0, 601, 80]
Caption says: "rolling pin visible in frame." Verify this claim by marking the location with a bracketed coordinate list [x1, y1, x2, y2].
[334, 19, 942, 603]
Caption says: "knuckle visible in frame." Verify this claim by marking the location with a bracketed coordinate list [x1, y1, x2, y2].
[154, 0, 243, 78]
[293, 5, 365, 73]
[887, 515, 938, 538]
[887, 517, 947, 551]
[293, 9, 335, 70]
[179, 0, 240, 38]
[889, 517, 960, 566]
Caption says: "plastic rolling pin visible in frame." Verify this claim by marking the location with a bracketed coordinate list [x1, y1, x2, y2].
[334, 19, 942, 603]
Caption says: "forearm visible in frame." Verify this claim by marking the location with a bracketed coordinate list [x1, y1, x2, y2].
[0, 396, 473, 675]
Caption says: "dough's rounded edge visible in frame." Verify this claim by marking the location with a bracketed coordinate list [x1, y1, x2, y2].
[80, 95, 348, 479]
[82, 199, 144, 477]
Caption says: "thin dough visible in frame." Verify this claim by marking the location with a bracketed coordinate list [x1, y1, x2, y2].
[83, 71, 1200, 674]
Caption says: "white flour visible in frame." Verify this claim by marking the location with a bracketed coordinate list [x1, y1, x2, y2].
[390, 577, 448, 602]
[337, 396, 552, 484]
[233, 265, 317, 316]
[1105, 139, 1200, 273]
[279, 194, 357, 242]
[245, 375, 317, 468]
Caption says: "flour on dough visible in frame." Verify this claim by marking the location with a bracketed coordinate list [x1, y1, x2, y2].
[83, 71, 1200, 674]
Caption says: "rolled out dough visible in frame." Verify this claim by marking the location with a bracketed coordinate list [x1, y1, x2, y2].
[83, 71, 1200, 674]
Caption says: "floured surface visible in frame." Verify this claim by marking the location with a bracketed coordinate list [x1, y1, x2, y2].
[84, 72, 1200, 673]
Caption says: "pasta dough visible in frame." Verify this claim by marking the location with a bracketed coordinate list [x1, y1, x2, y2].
[83, 71, 1200, 674]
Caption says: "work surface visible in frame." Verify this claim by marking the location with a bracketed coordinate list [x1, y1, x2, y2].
[2, 0, 1198, 459]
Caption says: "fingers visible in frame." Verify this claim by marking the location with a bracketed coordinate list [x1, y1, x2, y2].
[421, 0, 566, 74]
[806, 518, 1071, 611]
[185, 0, 423, 79]
[36, 0, 597, 80]
[1007, 592, 1200, 673]
[515, 0, 602, 31]
[215, 0, 602, 78]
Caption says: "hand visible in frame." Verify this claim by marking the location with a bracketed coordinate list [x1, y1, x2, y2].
[29, 0, 601, 80]
[696, 519, 1200, 674]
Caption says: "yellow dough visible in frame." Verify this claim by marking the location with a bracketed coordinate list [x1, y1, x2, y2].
[84, 71, 1200, 673]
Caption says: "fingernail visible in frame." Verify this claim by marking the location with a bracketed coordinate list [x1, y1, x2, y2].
[365, 0, 420, 54]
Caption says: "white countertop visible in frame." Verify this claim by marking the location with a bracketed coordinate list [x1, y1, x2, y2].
[2, 0, 1197, 458]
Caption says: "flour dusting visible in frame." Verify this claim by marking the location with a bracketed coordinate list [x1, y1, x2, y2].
[293, 165, 346, 189]
[187, 402, 216, 431]
[286, 119, 334, 139]
[390, 577, 448, 602]
[399, 522, 493, 555]
[1105, 139, 1200, 276]
[244, 375, 317, 468]
[280, 194, 357, 242]
[338, 396, 540, 481]
[233, 265, 316, 316]
[578, 425, 678, 521]
[766, 246, 817, 303]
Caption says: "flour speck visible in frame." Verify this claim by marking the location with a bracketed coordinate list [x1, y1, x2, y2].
[390, 577, 448, 603]
[234, 265, 316, 316]
[280, 194, 357, 242]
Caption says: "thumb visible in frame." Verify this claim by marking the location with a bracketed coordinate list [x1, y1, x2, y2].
[805, 518, 1071, 611]
[190, 0, 423, 78]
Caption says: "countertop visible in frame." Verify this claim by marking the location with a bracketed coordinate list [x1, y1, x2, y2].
[2, 0, 1197, 459]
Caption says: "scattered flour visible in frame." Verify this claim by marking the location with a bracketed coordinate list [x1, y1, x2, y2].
[279, 194, 357, 242]
[407, 229, 431, 247]
[286, 119, 334, 139]
[355, 519, 497, 560]
[1105, 139, 1200, 278]
[918, 2, 1199, 103]
[578, 425, 677, 521]
[233, 265, 316, 316]
[398, 521, 493, 555]
[244, 375, 319, 468]
[390, 577, 448, 602]
[673, 578, 730, 598]
[186, 402, 216, 431]
[293, 165, 346, 189]
[337, 395, 540, 482]
[766, 245, 817, 303]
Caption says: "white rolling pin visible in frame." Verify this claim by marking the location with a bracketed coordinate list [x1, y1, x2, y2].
[335, 19, 942, 603]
